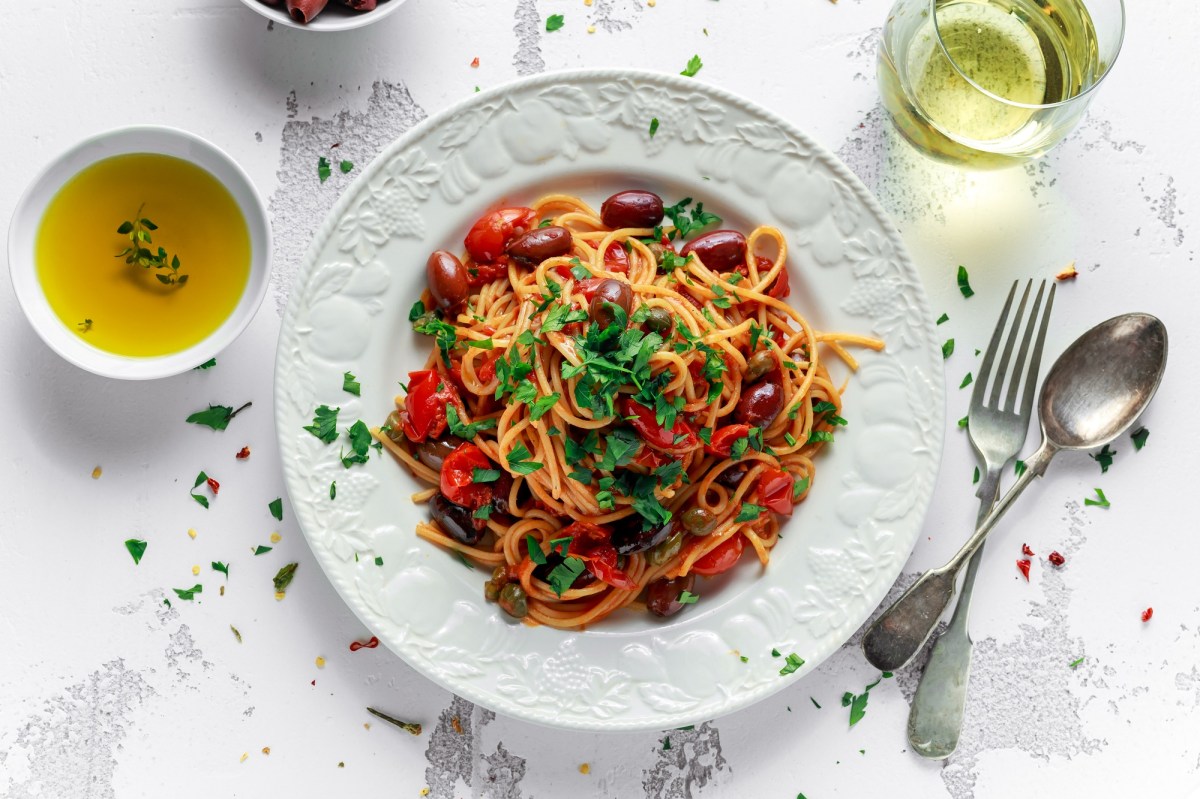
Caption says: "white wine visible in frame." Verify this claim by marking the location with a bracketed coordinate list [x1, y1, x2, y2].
[879, 0, 1102, 167]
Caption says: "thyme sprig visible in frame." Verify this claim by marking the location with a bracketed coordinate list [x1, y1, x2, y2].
[116, 205, 187, 286]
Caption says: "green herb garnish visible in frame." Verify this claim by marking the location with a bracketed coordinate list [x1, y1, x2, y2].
[972, 466, 980, 484]
[1069, 656, 1085, 669]
[1131, 426, 1149, 451]
[649, 117, 660, 138]
[330, 481, 337, 499]
[942, 339, 955, 359]
[1084, 487, 1110, 508]
[339, 160, 354, 174]
[678, 590, 700, 605]
[663, 197, 722, 240]
[546, 555, 586, 597]
[1014, 460, 1026, 477]
[269, 497, 283, 521]
[936, 313, 949, 325]
[195, 358, 216, 370]
[526, 534, 547, 565]
[254, 545, 273, 555]
[173, 584, 202, 601]
[529, 393, 561, 422]
[545, 13, 564, 30]
[374, 556, 384, 566]
[273, 562, 298, 593]
[446, 405, 497, 440]
[187, 402, 252, 431]
[506, 443, 544, 475]
[190, 471, 211, 509]
[340, 420, 372, 467]
[318, 156, 332, 183]
[124, 538, 147, 565]
[779, 653, 805, 676]
[303, 405, 341, 443]
[116, 207, 187, 285]
[212, 561, 229, 577]
[957, 265, 974, 298]
[343, 371, 361, 396]
[735, 503, 765, 523]
[680, 54, 703, 77]
[960, 372, 973, 389]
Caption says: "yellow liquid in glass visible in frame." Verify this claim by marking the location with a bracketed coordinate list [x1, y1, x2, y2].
[36, 153, 250, 357]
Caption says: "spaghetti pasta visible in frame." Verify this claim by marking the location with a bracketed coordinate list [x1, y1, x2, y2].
[374, 190, 882, 628]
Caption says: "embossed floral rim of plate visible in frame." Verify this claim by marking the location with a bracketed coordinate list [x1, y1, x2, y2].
[276, 70, 945, 731]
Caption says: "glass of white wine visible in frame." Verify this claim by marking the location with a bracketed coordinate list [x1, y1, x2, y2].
[878, 0, 1125, 168]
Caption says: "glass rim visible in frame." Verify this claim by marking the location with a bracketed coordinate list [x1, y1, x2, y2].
[930, 0, 1126, 111]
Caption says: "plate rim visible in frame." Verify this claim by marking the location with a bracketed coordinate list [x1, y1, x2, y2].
[275, 68, 946, 731]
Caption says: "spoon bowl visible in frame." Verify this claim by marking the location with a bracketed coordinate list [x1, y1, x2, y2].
[1040, 313, 1168, 449]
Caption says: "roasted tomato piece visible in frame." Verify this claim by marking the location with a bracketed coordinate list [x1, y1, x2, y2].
[690, 534, 745, 576]
[403, 370, 464, 443]
[622, 398, 699, 455]
[563, 522, 638, 590]
[439, 443, 495, 510]
[604, 240, 630, 274]
[464, 207, 537, 264]
[756, 468, 795, 517]
[705, 424, 751, 457]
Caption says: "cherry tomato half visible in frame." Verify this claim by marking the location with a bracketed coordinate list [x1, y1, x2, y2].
[622, 398, 700, 455]
[403, 370, 464, 443]
[464, 207, 537, 264]
[440, 443, 495, 509]
[604, 241, 630, 274]
[561, 521, 639, 591]
[575, 277, 605, 302]
[705, 424, 751, 457]
[690, 534, 745, 576]
[468, 259, 509, 287]
[756, 255, 791, 300]
[757, 468, 795, 517]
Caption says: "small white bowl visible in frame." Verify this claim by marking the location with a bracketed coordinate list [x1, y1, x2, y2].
[8, 126, 271, 380]
[238, 0, 407, 31]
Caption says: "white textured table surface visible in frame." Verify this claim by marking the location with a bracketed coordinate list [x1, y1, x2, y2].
[1, 2, 1197, 797]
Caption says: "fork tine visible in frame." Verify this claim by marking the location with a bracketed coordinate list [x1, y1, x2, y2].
[1015, 282, 1056, 417]
[971, 281, 1018, 411]
[1003, 281, 1046, 413]
[987, 280, 1032, 409]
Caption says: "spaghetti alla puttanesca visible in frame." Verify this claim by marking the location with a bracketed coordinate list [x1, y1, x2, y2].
[373, 190, 882, 629]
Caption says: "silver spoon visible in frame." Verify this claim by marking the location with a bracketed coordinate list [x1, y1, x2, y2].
[862, 313, 1168, 673]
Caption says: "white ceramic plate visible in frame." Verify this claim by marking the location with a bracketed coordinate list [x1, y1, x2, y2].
[276, 70, 945, 731]
[238, 0, 405, 32]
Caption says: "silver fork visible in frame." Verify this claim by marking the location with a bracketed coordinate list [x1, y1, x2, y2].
[906, 279, 1055, 759]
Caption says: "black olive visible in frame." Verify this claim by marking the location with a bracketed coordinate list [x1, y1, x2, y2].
[611, 518, 675, 555]
[430, 492, 486, 545]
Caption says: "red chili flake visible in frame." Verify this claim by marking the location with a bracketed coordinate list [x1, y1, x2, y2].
[311, 679, 316, 686]
[1016, 559, 1031, 580]
[236, 446, 251, 460]
[470, 56, 480, 68]
[451, 716, 464, 735]
[1048, 551, 1065, 566]
[349, 636, 380, 652]
[1021, 543, 1035, 557]
[1141, 607, 1153, 623]
[206, 477, 220, 495]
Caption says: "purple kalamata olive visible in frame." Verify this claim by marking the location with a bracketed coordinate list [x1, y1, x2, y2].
[735, 381, 784, 428]
[679, 231, 747, 272]
[646, 574, 696, 617]
[532, 552, 596, 587]
[588, 279, 633, 328]
[600, 190, 665, 229]
[427, 250, 470, 310]
[430, 492, 486, 545]
[415, 434, 466, 472]
[506, 225, 572, 265]
[714, 462, 749, 490]
[612, 518, 674, 556]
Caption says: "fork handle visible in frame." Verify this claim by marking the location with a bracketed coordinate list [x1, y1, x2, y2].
[907, 470, 1001, 759]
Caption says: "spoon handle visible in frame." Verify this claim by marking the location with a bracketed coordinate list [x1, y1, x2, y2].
[862, 440, 1058, 672]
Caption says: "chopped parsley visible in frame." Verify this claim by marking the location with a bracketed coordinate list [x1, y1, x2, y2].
[273, 562, 298, 593]
[792, 476, 810, 501]
[339, 160, 353, 174]
[942, 339, 955, 359]
[1131, 426, 1149, 450]
[212, 561, 229, 577]
[446, 405, 497, 439]
[466, 338, 495, 350]
[173, 584, 202, 601]
[186, 402, 252, 431]
[374, 556, 384, 566]
[195, 357, 216, 370]
[957, 265, 975, 298]
[936, 313, 949, 325]
[124, 539, 147, 565]
[472, 467, 502, 484]
[1069, 656, 1085, 669]
[269, 497, 283, 521]
[342, 371, 361, 396]
[529, 393, 561, 421]
[473, 504, 492, 521]
[506, 443, 544, 475]
[254, 545, 273, 555]
[960, 372, 973, 389]
[810, 697, 821, 709]
[190, 471, 211, 509]
[1084, 487, 1110, 508]
[330, 481, 337, 500]
[303, 405, 340, 443]
[678, 590, 700, 605]
[318, 156, 332, 183]
[680, 54, 703, 77]
[958, 416, 969, 428]
[526, 534, 547, 565]
[735, 503, 765, 523]
[972, 466, 980, 484]
[649, 117, 659, 138]
[1091, 444, 1115, 473]
[546, 555, 586, 597]
[340, 420, 372, 467]
[778, 653, 805, 676]
[663, 197, 722, 240]
[1014, 460, 1026, 477]
[545, 13, 564, 31]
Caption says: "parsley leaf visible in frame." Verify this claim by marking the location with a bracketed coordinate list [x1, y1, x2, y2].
[1014, 460, 1026, 477]
[960, 372, 973, 389]
[680, 54, 703, 77]
[936, 313, 949, 325]
[1084, 487, 1110, 508]
[269, 497, 283, 521]
[303, 405, 340, 443]
[339, 160, 353, 174]
[212, 561, 229, 577]
[663, 197, 722, 240]
[173, 584, 202, 601]
[1091, 444, 1115, 473]
[546, 555, 586, 597]
[541, 302, 589, 333]
[446, 405, 497, 439]
[195, 357, 217, 370]
[779, 653, 805, 676]
[342, 371, 361, 396]
[649, 117, 659, 138]
[124, 539, 147, 565]
[1131, 426, 1149, 450]
[318, 156, 331, 183]
[186, 402, 251, 431]
[957, 265, 975, 298]
[792, 476, 810, 501]
[942, 339, 955, 359]
[678, 590, 700, 605]
[526, 534, 547, 565]
[273, 562, 298, 593]
[340, 420, 372, 467]
[1069, 656, 1085, 669]
[597, 429, 640, 472]
[530, 393, 561, 422]
[736, 503, 765, 523]
[190, 471, 211, 509]
[472, 504, 492, 521]
[470, 468, 500, 484]
[545, 13, 564, 31]
[506, 443, 544, 475]
[408, 300, 425, 322]
[254, 545, 273, 555]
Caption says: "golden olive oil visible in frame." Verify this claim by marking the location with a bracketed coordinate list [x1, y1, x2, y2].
[36, 153, 251, 357]
[879, 0, 1101, 167]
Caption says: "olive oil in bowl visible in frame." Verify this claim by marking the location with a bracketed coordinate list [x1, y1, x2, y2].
[36, 153, 251, 357]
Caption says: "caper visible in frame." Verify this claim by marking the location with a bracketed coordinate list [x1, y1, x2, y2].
[745, 350, 775, 383]
[644, 307, 674, 336]
[491, 565, 510, 583]
[498, 582, 529, 619]
[681, 507, 717, 536]
[484, 579, 502, 602]
[648, 530, 685, 566]
[383, 410, 406, 444]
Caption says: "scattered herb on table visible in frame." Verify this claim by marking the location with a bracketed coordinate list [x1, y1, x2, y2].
[116, 207, 187, 285]
[269, 497, 283, 521]
[330, 481, 337, 500]
[367, 707, 422, 735]
[212, 561, 229, 577]
[1091, 444, 1115, 473]
[195, 358, 216, 370]
[1069, 656, 1085, 669]
[173, 584, 202, 601]
[124, 538, 147, 565]
[190, 471, 212, 509]
[545, 13, 564, 30]
[958, 416, 969, 428]
[273, 562, 298, 594]
[1014, 460, 1026, 477]
[230, 625, 242, 643]
[342, 371, 361, 396]
[318, 156, 332, 183]
[972, 466, 980, 484]
[1131, 426, 1149, 450]
[187, 402, 252, 431]
[957, 265, 974, 298]
[680, 54, 703, 77]
[649, 117, 660, 138]
[1084, 487, 1110, 508]
[374, 556, 384, 566]
[960, 372, 973, 389]
[339, 160, 353, 174]
[340, 420, 373, 467]
[936, 313, 949, 325]
[254, 545, 273, 556]
[810, 697, 821, 709]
